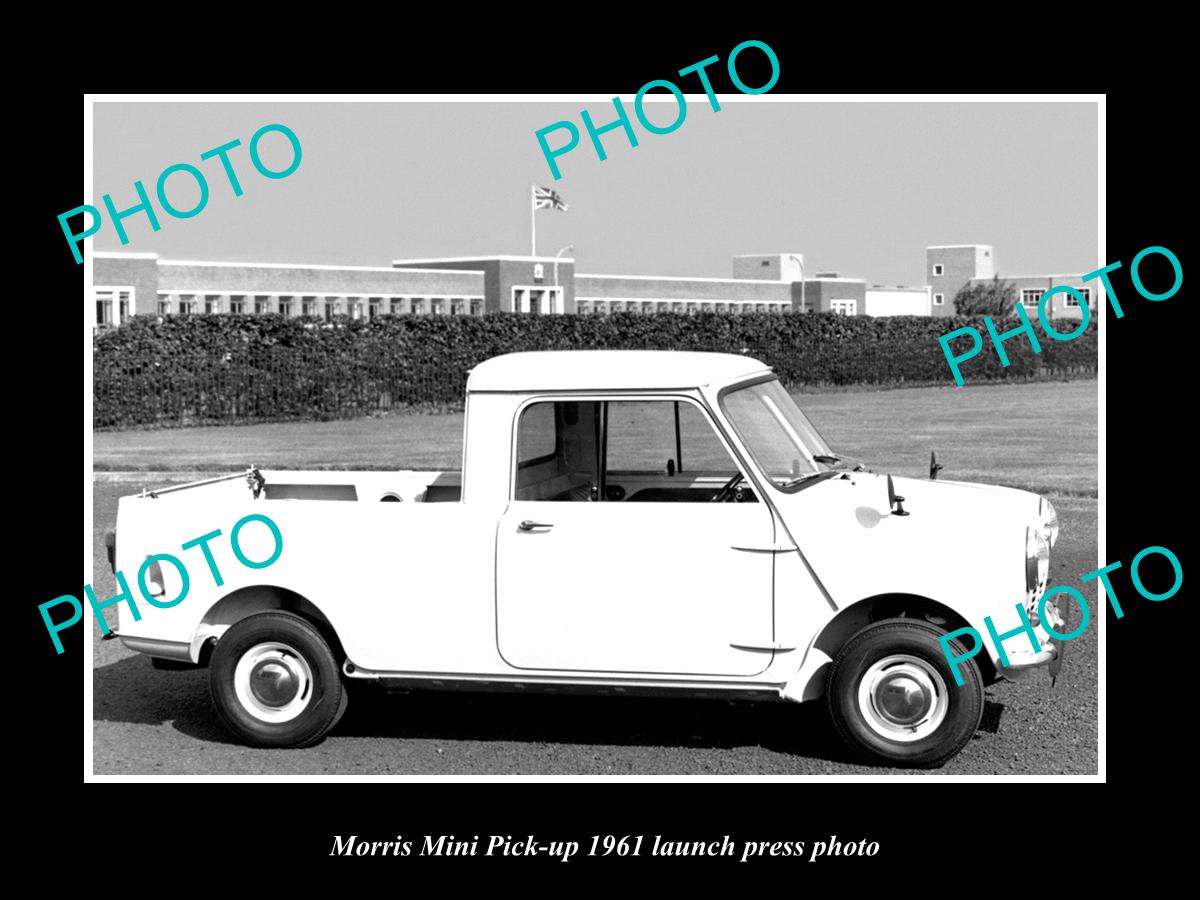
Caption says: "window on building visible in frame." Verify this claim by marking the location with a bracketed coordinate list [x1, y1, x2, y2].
[95, 296, 113, 326]
[1065, 287, 1091, 308]
[158, 297, 172, 316]
[831, 299, 857, 316]
[388, 298, 403, 315]
[278, 297, 294, 317]
[94, 287, 135, 327]
[302, 297, 317, 317]
[1021, 289, 1044, 309]
[324, 299, 340, 321]
[470, 298, 484, 316]
[203, 295, 222, 314]
[410, 299, 425, 315]
[178, 296, 197, 316]
[448, 298, 463, 315]
[702, 302, 714, 313]
[254, 296, 272, 315]
[933, 293, 945, 306]
[229, 295, 245, 314]
[350, 300, 363, 320]
[513, 399, 746, 503]
[933, 264, 945, 276]
[369, 298, 382, 318]
[431, 298, 444, 315]
[672, 302, 683, 314]
[755, 303, 766, 313]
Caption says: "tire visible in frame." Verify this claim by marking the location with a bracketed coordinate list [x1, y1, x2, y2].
[209, 612, 347, 748]
[826, 618, 983, 768]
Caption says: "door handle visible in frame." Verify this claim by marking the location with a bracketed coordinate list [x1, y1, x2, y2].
[518, 520, 554, 531]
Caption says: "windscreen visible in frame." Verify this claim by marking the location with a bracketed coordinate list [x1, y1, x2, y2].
[721, 379, 835, 488]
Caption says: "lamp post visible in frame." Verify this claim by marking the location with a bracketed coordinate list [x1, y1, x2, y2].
[554, 244, 574, 314]
[787, 254, 806, 313]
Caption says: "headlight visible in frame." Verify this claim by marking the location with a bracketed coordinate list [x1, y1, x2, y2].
[1040, 497, 1059, 548]
[1025, 525, 1050, 593]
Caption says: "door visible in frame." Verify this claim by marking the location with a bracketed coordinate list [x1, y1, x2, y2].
[496, 397, 776, 676]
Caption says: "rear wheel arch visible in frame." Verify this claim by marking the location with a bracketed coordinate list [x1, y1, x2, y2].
[193, 585, 346, 666]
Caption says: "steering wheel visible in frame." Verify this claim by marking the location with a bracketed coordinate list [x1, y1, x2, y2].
[711, 472, 744, 503]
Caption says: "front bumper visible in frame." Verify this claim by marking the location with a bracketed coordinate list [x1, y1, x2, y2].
[1001, 641, 1058, 674]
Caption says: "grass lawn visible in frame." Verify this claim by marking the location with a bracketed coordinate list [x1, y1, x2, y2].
[93, 379, 1097, 498]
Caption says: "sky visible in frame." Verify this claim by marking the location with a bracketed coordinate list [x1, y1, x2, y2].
[91, 100, 1098, 286]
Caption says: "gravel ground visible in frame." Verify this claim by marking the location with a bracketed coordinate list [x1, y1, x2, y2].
[91, 478, 1096, 776]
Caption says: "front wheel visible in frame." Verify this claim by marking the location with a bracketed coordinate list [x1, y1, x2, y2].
[209, 612, 348, 748]
[826, 618, 983, 768]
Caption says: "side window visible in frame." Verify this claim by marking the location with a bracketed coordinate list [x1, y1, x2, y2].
[515, 401, 600, 502]
[605, 401, 736, 474]
[516, 402, 556, 467]
[513, 398, 746, 503]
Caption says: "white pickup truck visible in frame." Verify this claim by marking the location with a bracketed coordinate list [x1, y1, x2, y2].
[108, 350, 1062, 768]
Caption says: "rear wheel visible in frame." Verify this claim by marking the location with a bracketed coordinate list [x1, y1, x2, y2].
[826, 618, 983, 768]
[209, 612, 347, 748]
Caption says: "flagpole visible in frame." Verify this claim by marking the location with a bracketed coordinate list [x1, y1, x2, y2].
[530, 185, 536, 257]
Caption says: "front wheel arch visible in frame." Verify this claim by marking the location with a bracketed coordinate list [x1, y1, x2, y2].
[812, 593, 998, 686]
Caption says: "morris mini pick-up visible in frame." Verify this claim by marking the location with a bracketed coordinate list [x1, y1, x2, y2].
[108, 350, 1062, 767]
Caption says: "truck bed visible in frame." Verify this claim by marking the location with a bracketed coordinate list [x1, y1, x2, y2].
[135, 469, 463, 504]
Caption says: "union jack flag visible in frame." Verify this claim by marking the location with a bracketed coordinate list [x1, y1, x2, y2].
[533, 185, 568, 211]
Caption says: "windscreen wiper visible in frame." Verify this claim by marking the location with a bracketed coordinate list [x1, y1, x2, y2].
[813, 454, 868, 472]
[780, 471, 838, 489]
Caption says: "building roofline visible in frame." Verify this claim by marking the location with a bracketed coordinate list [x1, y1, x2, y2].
[730, 253, 801, 258]
[577, 273, 787, 285]
[575, 296, 791, 303]
[969, 273, 1086, 280]
[927, 244, 994, 250]
[156, 260, 484, 275]
[391, 255, 575, 264]
[868, 285, 932, 291]
[153, 288, 485, 297]
[805, 276, 867, 283]
[94, 251, 159, 259]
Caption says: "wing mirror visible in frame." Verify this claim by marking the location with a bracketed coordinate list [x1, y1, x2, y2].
[887, 474, 909, 517]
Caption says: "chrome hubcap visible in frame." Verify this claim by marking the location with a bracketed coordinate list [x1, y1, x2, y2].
[234, 642, 313, 723]
[857, 654, 948, 742]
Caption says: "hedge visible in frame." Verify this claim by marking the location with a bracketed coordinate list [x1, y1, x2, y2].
[93, 312, 1096, 429]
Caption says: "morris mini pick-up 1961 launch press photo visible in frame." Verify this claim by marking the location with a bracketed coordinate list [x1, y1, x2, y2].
[106, 350, 1064, 768]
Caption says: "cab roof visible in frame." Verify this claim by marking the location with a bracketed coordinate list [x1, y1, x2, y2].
[466, 350, 772, 393]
